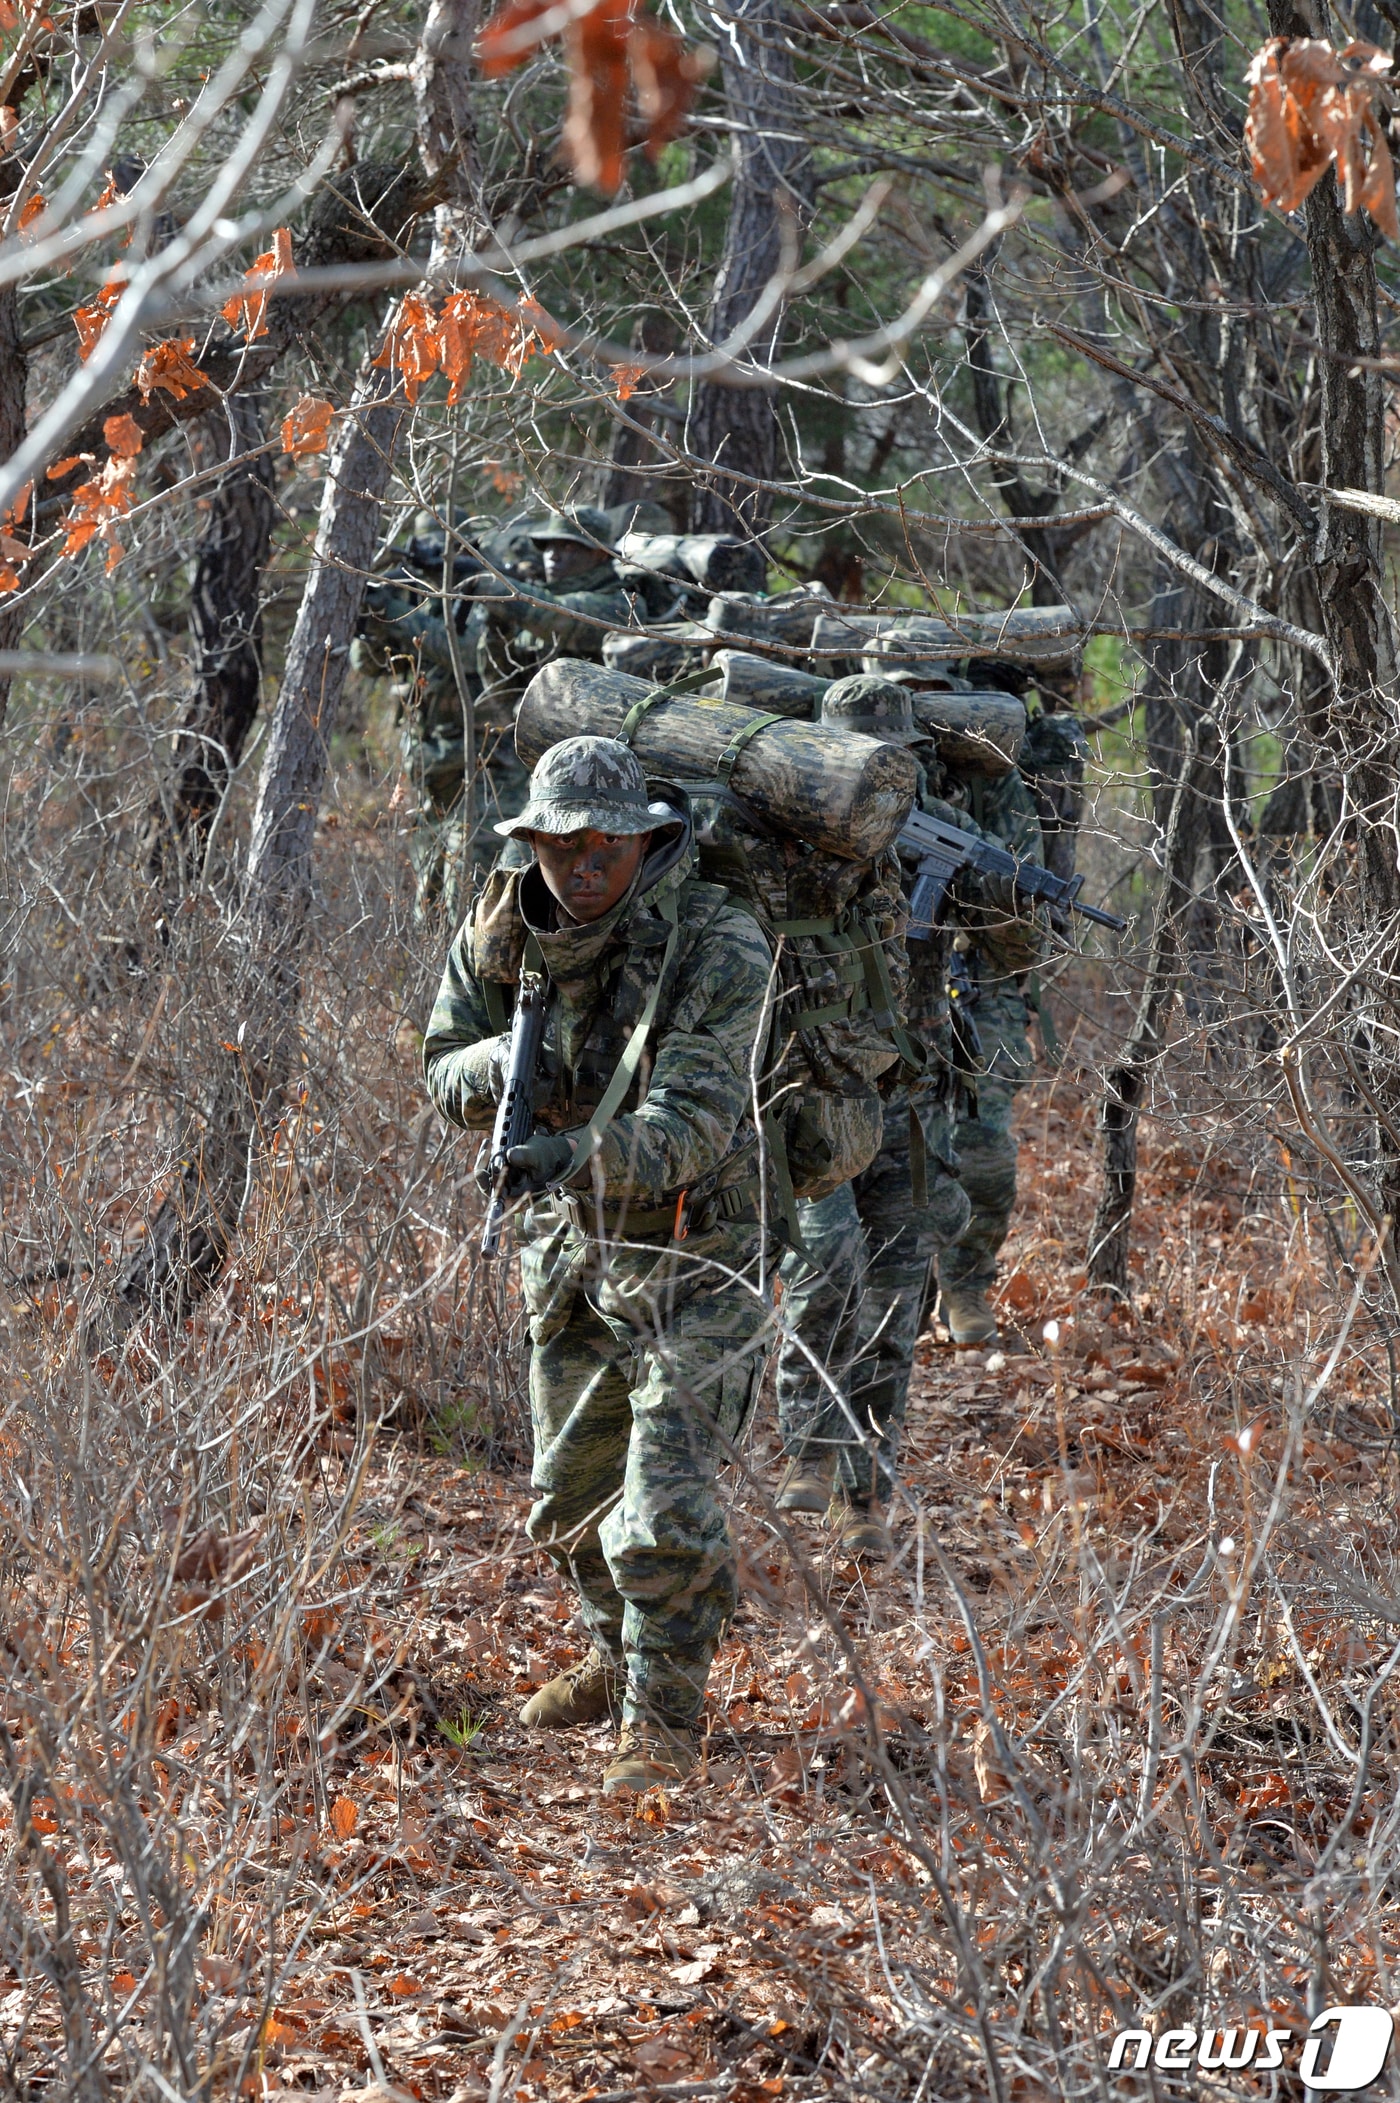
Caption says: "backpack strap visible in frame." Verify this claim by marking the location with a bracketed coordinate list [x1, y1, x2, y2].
[715, 710, 785, 788]
[482, 978, 509, 1033]
[616, 664, 716, 745]
[564, 889, 682, 1177]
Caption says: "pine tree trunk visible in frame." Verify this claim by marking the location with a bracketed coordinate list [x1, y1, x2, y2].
[686, 0, 810, 538]
[148, 392, 276, 876]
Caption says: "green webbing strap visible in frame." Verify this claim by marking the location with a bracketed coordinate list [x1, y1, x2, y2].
[616, 665, 716, 746]
[483, 979, 508, 1034]
[771, 915, 839, 938]
[856, 918, 930, 1077]
[716, 710, 785, 787]
[908, 1100, 928, 1211]
[565, 890, 681, 1178]
[1027, 969, 1062, 1068]
[763, 1109, 805, 1254]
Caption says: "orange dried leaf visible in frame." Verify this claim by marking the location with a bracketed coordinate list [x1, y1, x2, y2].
[221, 226, 294, 340]
[389, 1974, 421, 1997]
[103, 412, 143, 459]
[613, 362, 646, 401]
[373, 293, 441, 403]
[2, 480, 31, 528]
[477, 0, 554, 76]
[74, 279, 122, 360]
[328, 1796, 358, 1840]
[563, 0, 631, 194]
[0, 565, 19, 595]
[112, 1971, 138, 1996]
[134, 338, 209, 401]
[0, 2, 16, 27]
[628, 19, 711, 159]
[17, 190, 44, 235]
[47, 455, 87, 480]
[281, 395, 334, 458]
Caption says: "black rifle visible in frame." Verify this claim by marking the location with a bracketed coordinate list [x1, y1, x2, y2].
[481, 970, 548, 1258]
[898, 806, 1127, 941]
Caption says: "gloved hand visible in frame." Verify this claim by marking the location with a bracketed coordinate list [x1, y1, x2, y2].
[504, 1130, 577, 1194]
[979, 869, 1020, 918]
[456, 1032, 513, 1104]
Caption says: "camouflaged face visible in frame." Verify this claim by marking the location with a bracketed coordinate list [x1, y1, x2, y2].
[497, 735, 679, 838]
[821, 674, 919, 743]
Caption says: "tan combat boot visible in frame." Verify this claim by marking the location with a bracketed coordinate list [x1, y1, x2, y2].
[519, 1648, 619, 1729]
[776, 1451, 836, 1514]
[940, 1284, 999, 1346]
[601, 1720, 697, 1795]
[831, 1490, 892, 1560]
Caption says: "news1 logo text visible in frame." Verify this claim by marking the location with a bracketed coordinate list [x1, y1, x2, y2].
[1107, 2006, 1395, 2090]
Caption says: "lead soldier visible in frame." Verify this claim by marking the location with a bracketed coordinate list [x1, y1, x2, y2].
[422, 736, 775, 1793]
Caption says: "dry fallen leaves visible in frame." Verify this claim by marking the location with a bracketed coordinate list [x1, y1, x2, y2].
[478, 0, 711, 192]
[73, 278, 123, 360]
[328, 1796, 358, 1840]
[375, 290, 551, 404]
[1245, 36, 1399, 239]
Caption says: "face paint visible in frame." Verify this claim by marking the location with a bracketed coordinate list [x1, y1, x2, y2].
[531, 828, 651, 923]
[539, 541, 600, 587]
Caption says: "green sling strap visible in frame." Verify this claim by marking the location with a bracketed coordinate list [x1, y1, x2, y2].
[615, 664, 717, 746]
[564, 889, 682, 1179]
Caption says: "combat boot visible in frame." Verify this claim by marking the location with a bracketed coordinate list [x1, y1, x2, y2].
[831, 1489, 892, 1560]
[601, 1720, 697, 1795]
[519, 1649, 619, 1729]
[940, 1284, 999, 1346]
[776, 1451, 835, 1514]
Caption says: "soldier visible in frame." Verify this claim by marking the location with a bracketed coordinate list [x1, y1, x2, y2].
[931, 691, 1049, 1346]
[355, 513, 540, 919]
[773, 678, 1037, 1553]
[466, 507, 637, 785]
[422, 735, 775, 1793]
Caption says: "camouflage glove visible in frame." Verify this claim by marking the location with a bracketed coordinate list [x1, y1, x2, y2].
[456, 1032, 512, 1104]
[504, 1130, 576, 1194]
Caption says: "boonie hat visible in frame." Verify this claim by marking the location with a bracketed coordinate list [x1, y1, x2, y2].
[495, 736, 680, 839]
[821, 675, 921, 745]
[527, 505, 615, 552]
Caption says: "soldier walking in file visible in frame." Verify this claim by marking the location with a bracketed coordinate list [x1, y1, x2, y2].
[422, 735, 775, 1793]
[773, 678, 1042, 1544]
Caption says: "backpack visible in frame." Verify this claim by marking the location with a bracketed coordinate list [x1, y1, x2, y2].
[682, 781, 920, 1211]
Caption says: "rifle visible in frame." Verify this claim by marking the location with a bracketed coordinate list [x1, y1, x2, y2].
[481, 970, 549, 1258]
[898, 806, 1127, 941]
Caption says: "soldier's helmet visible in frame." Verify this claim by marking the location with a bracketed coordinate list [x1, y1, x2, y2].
[496, 736, 681, 838]
[821, 675, 921, 745]
[528, 505, 616, 553]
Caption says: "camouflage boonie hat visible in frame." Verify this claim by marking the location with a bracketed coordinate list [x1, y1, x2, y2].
[528, 505, 615, 552]
[495, 736, 680, 838]
[821, 675, 920, 745]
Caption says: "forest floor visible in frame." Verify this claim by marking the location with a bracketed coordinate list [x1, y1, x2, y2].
[168, 992, 1400, 2103]
[7, 933, 1400, 2103]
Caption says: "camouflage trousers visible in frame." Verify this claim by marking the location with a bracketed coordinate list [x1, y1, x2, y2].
[402, 726, 530, 921]
[775, 1088, 971, 1500]
[939, 984, 1033, 1296]
[520, 1208, 771, 1730]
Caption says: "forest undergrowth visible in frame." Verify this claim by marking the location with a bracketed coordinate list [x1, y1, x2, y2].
[4, 790, 1400, 2103]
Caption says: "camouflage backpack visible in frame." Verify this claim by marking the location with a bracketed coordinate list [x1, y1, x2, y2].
[608, 673, 921, 1216]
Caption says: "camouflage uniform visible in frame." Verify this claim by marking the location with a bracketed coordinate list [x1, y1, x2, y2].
[355, 515, 543, 917]
[936, 763, 1046, 1319]
[775, 680, 977, 1513]
[1019, 704, 1088, 889]
[422, 738, 774, 1749]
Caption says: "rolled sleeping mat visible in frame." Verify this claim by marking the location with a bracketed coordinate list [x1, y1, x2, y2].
[617, 533, 767, 595]
[515, 658, 917, 862]
[810, 604, 1085, 668]
[708, 649, 830, 718]
[704, 581, 837, 649]
[602, 622, 713, 683]
[908, 687, 1026, 774]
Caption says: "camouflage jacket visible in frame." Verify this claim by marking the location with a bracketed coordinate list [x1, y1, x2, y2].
[355, 578, 472, 742]
[422, 822, 774, 1208]
[939, 763, 1046, 988]
[468, 560, 636, 724]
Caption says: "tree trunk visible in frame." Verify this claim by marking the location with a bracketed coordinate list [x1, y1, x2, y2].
[113, 2, 478, 1329]
[147, 392, 276, 877]
[686, 0, 810, 538]
[0, 287, 27, 729]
